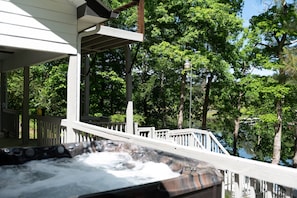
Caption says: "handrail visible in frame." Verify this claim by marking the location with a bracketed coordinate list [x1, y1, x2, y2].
[153, 128, 229, 155]
[60, 120, 297, 190]
[33, 118, 297, 197]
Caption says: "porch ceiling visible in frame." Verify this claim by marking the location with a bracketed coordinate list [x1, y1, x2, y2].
[81, 25, 143, 54]
[0, 46, 18, 62]
[0, 46, 66, 72]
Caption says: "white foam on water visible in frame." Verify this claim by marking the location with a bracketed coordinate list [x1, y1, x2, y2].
[0, 152, 179, 198]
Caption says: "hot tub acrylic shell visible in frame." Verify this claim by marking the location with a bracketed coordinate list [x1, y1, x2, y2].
[0, 140, 223, 198]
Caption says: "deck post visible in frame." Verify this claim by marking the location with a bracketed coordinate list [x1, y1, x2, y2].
[0, 72, 7, 135]
[22, 66, 30, 143]
[66, 55, 80, 143]
[83, 54, 90, 116]
[125, 45, 134, 134]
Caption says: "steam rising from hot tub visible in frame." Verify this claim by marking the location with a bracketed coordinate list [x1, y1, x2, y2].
[0, 152, 179, 198]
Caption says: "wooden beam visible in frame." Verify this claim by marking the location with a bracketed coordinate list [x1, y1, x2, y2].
[113, 0, 145, 34]
[137, 0, 144, 34]
[113, 1, 138, 13]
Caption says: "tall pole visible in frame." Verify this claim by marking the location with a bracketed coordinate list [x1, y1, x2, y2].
[22, 66, 30, 143]
[125, 45, 134, 134]
[189, 65, 192, 128]
[84, 54, 90, 117]
[184, 60, 192, 128]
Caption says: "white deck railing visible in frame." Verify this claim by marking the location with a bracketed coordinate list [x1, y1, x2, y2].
[136, 127, 229, 155]
[33, 118, 297, 198]
[59, 120, 297, 198]
[81, 116, 127, 132]
[31, 115, 65, 146]
[2, 109, 19, 138]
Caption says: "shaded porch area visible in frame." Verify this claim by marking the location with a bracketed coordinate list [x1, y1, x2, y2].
[0, 24, 143, 146]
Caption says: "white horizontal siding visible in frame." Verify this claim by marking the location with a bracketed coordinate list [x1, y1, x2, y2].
[5, 0, 75, 15]
[0, 23, 77, 45]
[0, 11, 76, 35]
[0, 1, 76, 24]
[0, 34, 77, 54]
[0, 0, 77, 54]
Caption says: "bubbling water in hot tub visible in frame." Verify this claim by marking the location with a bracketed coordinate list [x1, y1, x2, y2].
[0, 152, 179, 198]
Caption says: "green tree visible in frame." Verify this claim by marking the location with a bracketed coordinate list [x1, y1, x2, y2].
[7, 69, 23, 110]
[249, 2, 297, 164]
[145, 0, 243, 129]
[87, 50, 126, 117]
[30, 60, 68, 116]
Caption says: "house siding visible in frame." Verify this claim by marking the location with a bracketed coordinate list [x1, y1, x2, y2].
[0, 0, 77, 54]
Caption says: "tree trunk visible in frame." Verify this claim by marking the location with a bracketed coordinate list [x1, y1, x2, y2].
[177, 72, 186, 129]
[233, 91, 243, 156]
[201, 73, 213, 130]
[233, 118, 240, 156]
[271, 3, 287, 165]
[272, 99, 282, 165]
[293, 122, 297, 168]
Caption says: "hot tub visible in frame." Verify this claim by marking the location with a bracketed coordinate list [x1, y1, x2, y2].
[0, 140, 223, 198]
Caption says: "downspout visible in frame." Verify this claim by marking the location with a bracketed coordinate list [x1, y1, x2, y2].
[75, 24, 101, 121]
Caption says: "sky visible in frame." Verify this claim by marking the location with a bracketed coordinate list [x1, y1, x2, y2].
[242, 0, 295, 27]
[240, 0, 296, 76]
[242, 0, 273, 75]
[242, 0, 266, 27]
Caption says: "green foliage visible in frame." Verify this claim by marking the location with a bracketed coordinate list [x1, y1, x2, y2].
[94, 113, 103, 117]
[110, 114, 125, 123]
[7, 69, 23, 110]
[87, 49, 127, 116]
[133, 114, 146, 125]
[30, 63, 67, 116]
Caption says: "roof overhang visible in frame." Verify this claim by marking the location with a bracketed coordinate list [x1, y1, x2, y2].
[81, 25, 143, 54]
[0, 0, 143, 72]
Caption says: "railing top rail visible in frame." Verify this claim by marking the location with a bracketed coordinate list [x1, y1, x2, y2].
[63, 120, 297, 189]
[155, 129, 170, 132]
[169, 128, 209, 135]
[2, 109, 20, 114]
[30, 115, 64, 123]
[137, 127, 155, 131]
[169, 128, 193, 133]
[87, 121, 126, 125]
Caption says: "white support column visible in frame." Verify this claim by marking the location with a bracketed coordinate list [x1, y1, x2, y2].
[66, 55, 81, 143]
[125, 45, 134, 134]
[22, 66, 30, 143]
[65, 24, 100, 142]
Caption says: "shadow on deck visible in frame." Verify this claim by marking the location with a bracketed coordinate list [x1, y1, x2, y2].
[0, 136, 38, 148]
